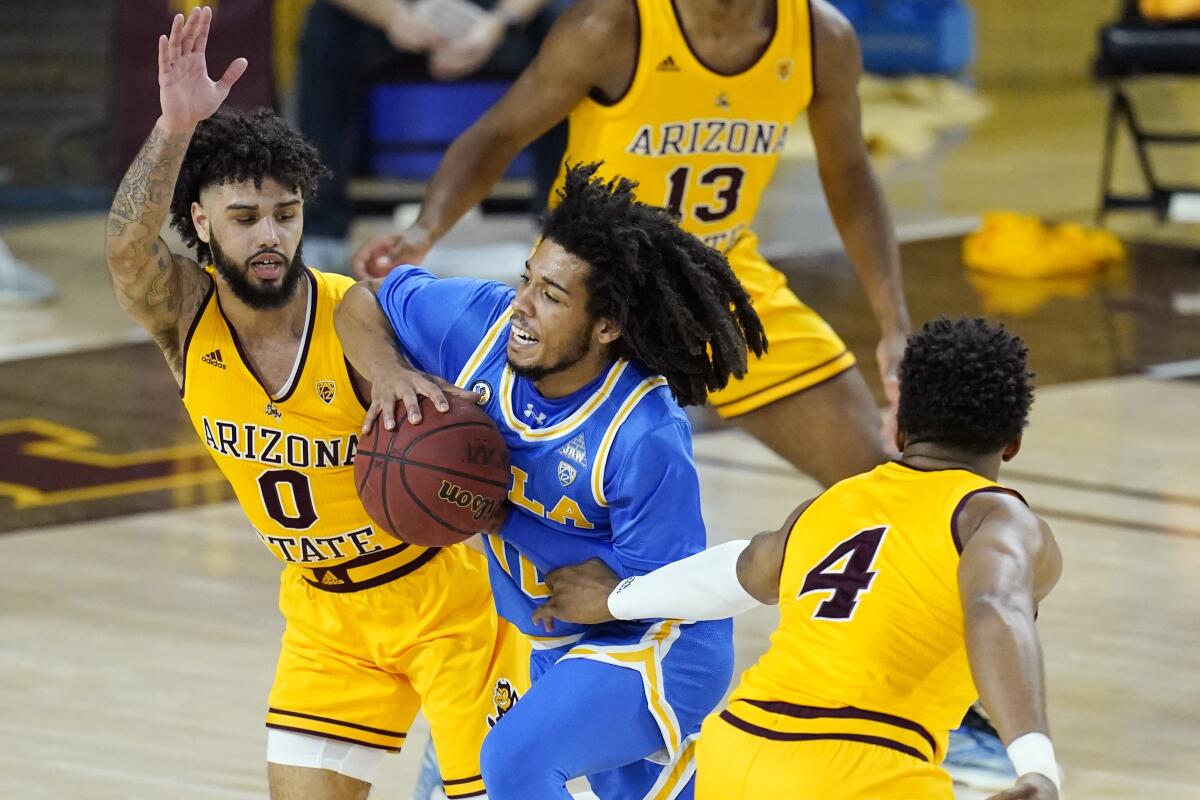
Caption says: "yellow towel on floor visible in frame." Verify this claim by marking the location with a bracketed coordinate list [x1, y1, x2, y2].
[963, 212, 1126, 278]
[1140, 0, 1200, 21]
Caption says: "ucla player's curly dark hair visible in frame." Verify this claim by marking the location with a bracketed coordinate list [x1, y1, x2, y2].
[169, 107, 329, 265]
[541, 163, 767, 407]
[898, 317, 1035, 454]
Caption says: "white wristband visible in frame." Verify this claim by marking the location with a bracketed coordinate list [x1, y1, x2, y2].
[1006, 732, 1061, 791]
[606, 540, 760, 621]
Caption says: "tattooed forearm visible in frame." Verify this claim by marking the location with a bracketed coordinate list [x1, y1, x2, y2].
[105, 123, 192, 259]
[105, 121, 197, 334]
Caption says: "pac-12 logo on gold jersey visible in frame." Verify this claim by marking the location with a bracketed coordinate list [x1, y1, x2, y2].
[316, 380, 336, 404]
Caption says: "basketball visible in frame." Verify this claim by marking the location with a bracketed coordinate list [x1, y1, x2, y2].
[355, 396, 510, 546]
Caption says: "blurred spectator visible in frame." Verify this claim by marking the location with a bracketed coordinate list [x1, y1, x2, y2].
[0, 237, 55, 307]
[296, 0, 568, 273]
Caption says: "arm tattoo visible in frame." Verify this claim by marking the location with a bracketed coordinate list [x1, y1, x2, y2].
[106, 123, 193, 326]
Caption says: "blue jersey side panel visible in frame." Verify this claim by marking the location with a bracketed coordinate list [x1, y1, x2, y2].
[377, 271, 710, 642]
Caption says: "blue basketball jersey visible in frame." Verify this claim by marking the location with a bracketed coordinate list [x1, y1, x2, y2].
[377, 266, 709, 645]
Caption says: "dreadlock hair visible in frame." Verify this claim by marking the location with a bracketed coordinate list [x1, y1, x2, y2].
[169, 107, 329, 265]
[898, 317, 1035, 455]
[540, 163, 766, 407]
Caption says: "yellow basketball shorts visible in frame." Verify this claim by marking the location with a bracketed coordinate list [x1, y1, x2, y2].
[267, 544, 530, 799]
[696, 700, 954, 800]
[708, 230, 857, 419]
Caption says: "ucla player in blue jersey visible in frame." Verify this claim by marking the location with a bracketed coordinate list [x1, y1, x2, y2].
[335, 163, 766, 799]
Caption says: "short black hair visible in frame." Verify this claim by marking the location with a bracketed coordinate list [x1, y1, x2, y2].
[541, 163, 766, 406]
[170, 107, 329, 264]
[898, 317, 1034, 454]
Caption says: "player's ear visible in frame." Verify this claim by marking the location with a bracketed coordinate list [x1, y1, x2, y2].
[191, 201, 211, 244]
[894, 429, 906, 454]
[1001, 436, 1022, 462]
[595, 317, 622, 346]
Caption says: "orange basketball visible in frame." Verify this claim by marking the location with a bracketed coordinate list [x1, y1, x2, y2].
[355, 396, 509, 546]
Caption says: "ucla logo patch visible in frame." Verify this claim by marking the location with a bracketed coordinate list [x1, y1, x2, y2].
[487, 678, 520, 728]
[556, 434, 587, 467]
[471, 380, 493, 405]
[557, 460, 578, 487]
[777, 58, 794, 81]
[316, 380, 336, 404]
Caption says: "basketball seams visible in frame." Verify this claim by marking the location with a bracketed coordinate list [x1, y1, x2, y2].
[380, 422, 404, 537]
[354, 400, 509, 545]
[397, 456, 478, 537]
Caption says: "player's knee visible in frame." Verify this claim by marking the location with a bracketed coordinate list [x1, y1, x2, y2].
[481, 724, 562, 797]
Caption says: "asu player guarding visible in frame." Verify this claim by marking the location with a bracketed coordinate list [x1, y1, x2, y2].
[103, 9, 528, 799]
[536, 318, 1064, 800]
[336, 164, 766, 799]
[356, 0, 910, 487]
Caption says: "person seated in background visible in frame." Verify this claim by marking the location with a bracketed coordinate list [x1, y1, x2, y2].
[296, 0, 570, 273]
[0, 236, 55, 307]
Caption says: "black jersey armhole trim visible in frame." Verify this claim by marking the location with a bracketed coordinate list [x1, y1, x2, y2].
[808, 0, 817, 94]
[950, 486, 1028, 555]
[588, 0, 641, 106]
[178, 275, 216, 399]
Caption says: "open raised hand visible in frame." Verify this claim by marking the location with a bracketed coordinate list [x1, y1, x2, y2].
[157, 6, 248, 133]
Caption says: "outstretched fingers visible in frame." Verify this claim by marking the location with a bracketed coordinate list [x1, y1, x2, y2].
[193, 5, 213, 55]
[216, 57, 249, 94]
[157, 34, 170, 75]
[167, 13, 184, 63]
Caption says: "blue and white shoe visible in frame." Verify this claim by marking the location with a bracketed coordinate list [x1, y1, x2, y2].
[944, 706, 1017, 792]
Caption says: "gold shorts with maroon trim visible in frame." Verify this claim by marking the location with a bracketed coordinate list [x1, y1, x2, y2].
[695, 698, 954, 800]
[708, 231, 857, 419]
[267, 544, 530, 798]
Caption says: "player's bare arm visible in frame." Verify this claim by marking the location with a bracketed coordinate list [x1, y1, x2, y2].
[808, 0, 910, 410]
[104, 6, 246, 382]
[336, 279, 478, 430]
[533, 498, 815, 628]
[353, 0, 636, 275]
[958, 491, 1064, 800]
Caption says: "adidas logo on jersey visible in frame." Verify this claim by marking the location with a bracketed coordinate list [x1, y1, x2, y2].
[201, 349, 226, 369]
[656, 55, 680, 72]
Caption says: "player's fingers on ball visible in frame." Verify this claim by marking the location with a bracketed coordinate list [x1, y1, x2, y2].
[399, 387, 422, 424]
[378, 395, 398, 430]
[418, 379, 450, 412]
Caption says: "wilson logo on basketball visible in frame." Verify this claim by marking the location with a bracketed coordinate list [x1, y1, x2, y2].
[437, 480, 499, 520]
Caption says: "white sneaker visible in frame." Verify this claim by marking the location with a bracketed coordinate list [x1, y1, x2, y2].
[0, 238, 55, 306]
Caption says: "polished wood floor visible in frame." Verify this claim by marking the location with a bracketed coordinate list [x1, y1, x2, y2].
[4, 80, 1200, 798]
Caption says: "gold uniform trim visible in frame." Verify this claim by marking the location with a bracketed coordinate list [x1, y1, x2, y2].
[591, 375, 670, 507]
[454, 307, 514, 388]
[498, 360, 630, 441]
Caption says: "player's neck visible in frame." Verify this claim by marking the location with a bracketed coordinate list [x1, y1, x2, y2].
[899, 444, 1003, 482]
[678, 0, 771, 37]
[530, 353, 613, 400]
[215, 273, 310, 342]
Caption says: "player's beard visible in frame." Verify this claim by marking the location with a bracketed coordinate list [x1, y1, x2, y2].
[210, 235, 306, 310]
[508, 326, 593, 382]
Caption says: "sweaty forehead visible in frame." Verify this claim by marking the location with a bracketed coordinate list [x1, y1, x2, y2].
[200, 177, 302, 208]
[530, 239, 591, 290]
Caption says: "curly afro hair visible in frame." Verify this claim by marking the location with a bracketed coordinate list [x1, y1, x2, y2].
[540, 163, 766, 407]
[898, 317, 1035, 454]
[169, 107, 329, 264]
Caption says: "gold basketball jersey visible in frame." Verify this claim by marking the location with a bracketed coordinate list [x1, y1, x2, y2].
[731, 461, 1022, 762]
[181, 269, 433, 585]
[552, 0, 813, 252]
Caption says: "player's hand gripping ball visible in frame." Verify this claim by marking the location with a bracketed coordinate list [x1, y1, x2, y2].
[355, 395, 509, 546]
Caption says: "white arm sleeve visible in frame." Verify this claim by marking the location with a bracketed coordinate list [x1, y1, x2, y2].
[606, 540, 761, 621]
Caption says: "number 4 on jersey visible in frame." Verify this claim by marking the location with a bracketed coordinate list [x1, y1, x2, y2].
[798, 527, 887, 621]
